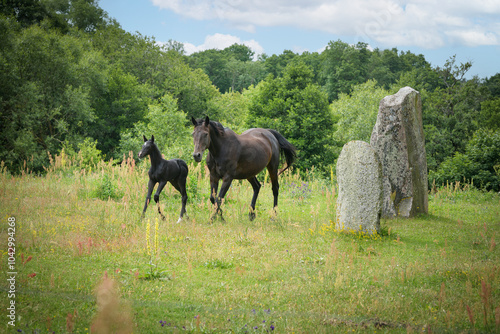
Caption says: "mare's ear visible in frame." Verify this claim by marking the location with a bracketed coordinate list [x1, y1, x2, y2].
[151, 135, 155, 142]
[191, 116, 197, 126]
[143, 135, 148, 142]
[204, 116, 210, 126]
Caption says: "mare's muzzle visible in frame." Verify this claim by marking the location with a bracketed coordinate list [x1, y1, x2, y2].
[192, 152, 203, 162]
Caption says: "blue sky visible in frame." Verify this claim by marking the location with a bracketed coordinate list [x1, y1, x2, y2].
[98, 0, 500, 79]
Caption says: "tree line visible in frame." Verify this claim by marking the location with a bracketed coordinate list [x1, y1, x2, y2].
[1, 0, 499, 190]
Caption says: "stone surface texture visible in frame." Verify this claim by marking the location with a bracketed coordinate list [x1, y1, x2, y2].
[370, 86, 428, 218]
[336, 140, 383, 234]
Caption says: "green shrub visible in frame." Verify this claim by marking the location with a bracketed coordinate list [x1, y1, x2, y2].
[90, 174, 123, 200]
[430, 128, 500, 191]
[77, 138, 103, 169]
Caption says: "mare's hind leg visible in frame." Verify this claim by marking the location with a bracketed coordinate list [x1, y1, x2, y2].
[247, 176, 261, 221]
[268, 167, 280, 209]
[154, 181, 167, 220]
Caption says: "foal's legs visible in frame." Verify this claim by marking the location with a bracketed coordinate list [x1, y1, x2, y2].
[171, 178, 188, 223]
[247, 176, 261, 221]
[154, 180, 167, 220]
[142, 179, 156, 218]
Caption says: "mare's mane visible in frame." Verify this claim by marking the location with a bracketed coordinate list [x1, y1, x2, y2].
[194, 118, 226, 137]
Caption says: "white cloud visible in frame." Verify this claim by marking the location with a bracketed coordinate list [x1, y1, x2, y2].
[151, 0, 500, 48]
[181, 33, 264, 58]
[446, 28, 499, 47]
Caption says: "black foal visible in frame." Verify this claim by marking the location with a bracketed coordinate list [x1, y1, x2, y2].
[138, 135, 188, 223]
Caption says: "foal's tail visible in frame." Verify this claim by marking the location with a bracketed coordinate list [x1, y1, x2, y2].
[268, 129, 297, 175]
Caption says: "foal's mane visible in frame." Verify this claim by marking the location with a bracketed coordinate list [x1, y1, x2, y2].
[195, 118, 226, 137]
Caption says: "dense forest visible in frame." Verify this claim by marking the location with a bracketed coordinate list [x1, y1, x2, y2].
[1, 0, 499, 190]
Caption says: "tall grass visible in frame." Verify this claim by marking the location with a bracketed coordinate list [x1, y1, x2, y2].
[1, 153, 499, 333]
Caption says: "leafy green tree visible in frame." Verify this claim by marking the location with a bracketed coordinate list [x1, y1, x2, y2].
[206, 90, 251, 132]
[247, 61, 334, 172]
[296, 51, 322, 84]
[331, 80, 391, 154]
[65, 0, 106, 32]
[223, 43, 254, 62]
[368, 48, 429, 89]
[0, 16, 19, 107]
[89, 66, 152, 157]
[2, 0, 109, 33]
[321, 41, 370, 100]
[484, 73, 500, 97]
[118, 94, 192, 161]
[188, 48, 230, 92]
[422, 56, 488, 171]
[163, 39, 185, 55]
[92, 24, 218, 118]
[225, 58, 266, 92]
[0, 21, 97, 171]
[188, 44, 263, 93]
[62, 137, 102, 169]
[1, 0, 53, 27]
[163, 63, 219, 120]
[430, 128, 500, 191]
[262, 50, 298, 79]
[480, 98, 500, 130]
[394, 67, 440, 93]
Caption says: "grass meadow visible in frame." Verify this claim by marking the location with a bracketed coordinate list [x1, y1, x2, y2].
[1, 153, 499, 333]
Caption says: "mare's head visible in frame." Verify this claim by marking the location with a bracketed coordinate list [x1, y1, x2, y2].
[191, 116, 211, 162]
[138, 135, 156, 159]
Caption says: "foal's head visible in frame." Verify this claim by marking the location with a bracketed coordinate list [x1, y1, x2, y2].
[138, 135, 157, 159]
[191, 116, 211, 162]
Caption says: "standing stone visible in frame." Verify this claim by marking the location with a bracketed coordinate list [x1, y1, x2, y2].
[370, 86, 428, 218]
[336, 140, 383, 234]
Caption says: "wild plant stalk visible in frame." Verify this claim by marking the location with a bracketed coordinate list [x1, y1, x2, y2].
[480, 280, 492, 329]
[144, 218, 164, 280]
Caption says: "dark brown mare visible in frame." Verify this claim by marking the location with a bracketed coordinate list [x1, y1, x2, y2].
[191, 116, 296, 220]
[138, 135, 188, 223]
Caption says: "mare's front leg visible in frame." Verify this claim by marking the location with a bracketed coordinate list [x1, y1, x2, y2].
[142, 179, 156, 218]
[154, 180, 167, 220]
[209, 176, 221, 221]
[209, 172, 219, 206]
[212, 176, 233, 221]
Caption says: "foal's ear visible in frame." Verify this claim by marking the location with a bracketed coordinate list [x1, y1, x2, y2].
[143, 135, 148, 142]
[191, 116, 197, 126]
[204, 116, 210, 126]
[151, 135, 155, 142]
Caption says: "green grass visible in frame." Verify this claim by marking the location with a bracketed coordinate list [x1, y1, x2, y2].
[1, 155, 499, 333]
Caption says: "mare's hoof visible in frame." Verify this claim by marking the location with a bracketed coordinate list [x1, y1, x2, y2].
[210, 214, 225, 223]
[249, 212, 256, 221]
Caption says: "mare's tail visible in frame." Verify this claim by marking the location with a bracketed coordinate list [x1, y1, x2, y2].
[268, 129, 297, 175]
